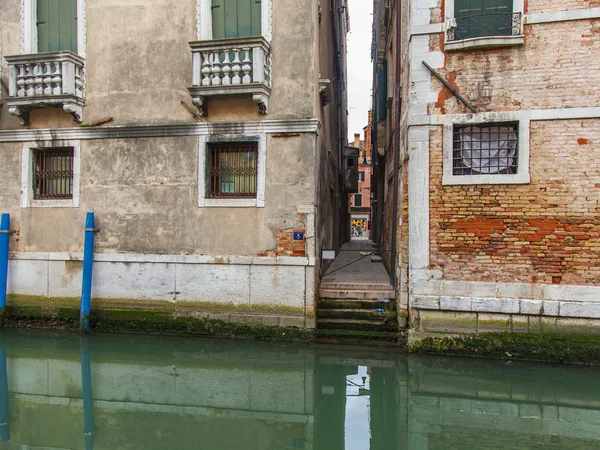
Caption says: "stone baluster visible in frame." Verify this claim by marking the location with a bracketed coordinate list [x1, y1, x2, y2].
[43, 63, 53, 95]
[16, 65, 26, 97]
[221, 52, 232, 86]
[34, 64, 44, 96]
[201, 52, 211, 86]
[231, 50, 242, 85]
[52, 62, 62, 95]
[75, 66, 83, 97]
[241, 48, 252, 84]
[211, 52, 222, 86]
[25, 64, 35, 97]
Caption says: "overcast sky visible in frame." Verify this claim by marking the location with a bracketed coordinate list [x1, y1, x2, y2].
[346, 0, 373, 143]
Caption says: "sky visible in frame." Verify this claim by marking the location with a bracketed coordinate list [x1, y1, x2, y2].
[346, 0, 374, 143]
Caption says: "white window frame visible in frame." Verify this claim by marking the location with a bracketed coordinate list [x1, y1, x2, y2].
[444, 0, 524, 51]
[197, 0, 272, 41]
[442, 111, 530, 185]
[21, 140, 81, 208]
[198, 134, 266, 208]
[21, 0, 86, 57]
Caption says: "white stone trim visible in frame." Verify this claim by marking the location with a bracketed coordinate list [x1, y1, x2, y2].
[411, 274, 600, 319]
[0, 119, 321, 143]
[525, 7, 600, 25]
[20, 140, 81, 208]
[408, 126, 430, 271]
[445, 35, 524, 52]
[21, 0, 86, 56]
[9, 251, 314, 266]
[410, 107, 600, 127]
[442, 111, 531, 186]
[197, 0, 272, 42]
[197, 133, 266, 208]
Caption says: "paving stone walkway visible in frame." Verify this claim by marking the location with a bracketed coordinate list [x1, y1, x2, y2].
[320, 239, 392, 287]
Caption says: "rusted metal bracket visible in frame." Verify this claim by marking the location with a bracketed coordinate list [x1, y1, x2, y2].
[422, 61, 477, 113]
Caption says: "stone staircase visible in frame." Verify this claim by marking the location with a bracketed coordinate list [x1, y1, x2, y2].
[316, 282, 400, 343]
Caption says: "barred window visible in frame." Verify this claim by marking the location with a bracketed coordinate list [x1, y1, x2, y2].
[33, 147, 74, 200]
[453, 123, 518, 176]
[208, 142, 258, 198]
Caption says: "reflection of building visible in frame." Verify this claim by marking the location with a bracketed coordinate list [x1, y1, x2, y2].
[348, 111, 373, 238]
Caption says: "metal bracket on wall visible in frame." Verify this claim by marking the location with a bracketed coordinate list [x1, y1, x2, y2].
[422, 61, 477, 113]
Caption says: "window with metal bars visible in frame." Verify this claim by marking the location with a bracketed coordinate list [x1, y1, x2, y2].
[33, 147, 74, 200]
[452, 122, 518, 176]
[207, 142, 258, 198]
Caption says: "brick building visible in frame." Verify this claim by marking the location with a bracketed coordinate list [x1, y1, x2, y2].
[372, 0, 600, 341]
[348, 112, 373, 237]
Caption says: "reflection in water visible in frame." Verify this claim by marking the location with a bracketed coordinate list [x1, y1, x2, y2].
[1, 330, 600, 449]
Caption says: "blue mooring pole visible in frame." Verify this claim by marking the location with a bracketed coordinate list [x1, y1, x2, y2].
[0, 214, 11, 329]
[0, 349, 9, 442]
[81, 338, 94, 450]
[80, 212, 96, 333]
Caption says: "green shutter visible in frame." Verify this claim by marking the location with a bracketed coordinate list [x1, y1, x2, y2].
[454, 0, 513, 40]
[37, 0, 77, 53]
[212, 0, 261, 39]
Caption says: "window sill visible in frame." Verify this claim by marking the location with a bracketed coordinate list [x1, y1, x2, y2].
[201, 198, 260, 208]
[445, 35, 524, 52]
[442, 173, 530, 186]
[27, 199, 79, 208]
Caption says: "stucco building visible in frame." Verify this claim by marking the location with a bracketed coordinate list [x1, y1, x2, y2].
[372, 0, 600, 341]
[0, 0, 350, 329]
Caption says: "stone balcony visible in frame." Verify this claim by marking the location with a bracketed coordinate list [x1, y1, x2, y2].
[5, 51, 85, 125]
[188, 36, 271, 116]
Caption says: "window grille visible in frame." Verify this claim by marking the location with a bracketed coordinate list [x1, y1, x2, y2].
[33, 148, 74, 200]
[354, 194, 363, 207]
[208, 142, 258, 198]
[453, 123, 518, 176]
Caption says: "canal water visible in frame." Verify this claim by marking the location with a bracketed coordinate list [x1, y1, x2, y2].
[1, 330, 600, 449]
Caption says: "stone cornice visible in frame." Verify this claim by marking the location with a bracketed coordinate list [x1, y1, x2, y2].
[0, 119, 322, 142]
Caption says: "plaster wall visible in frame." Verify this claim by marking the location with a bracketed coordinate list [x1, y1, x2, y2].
[0, 0, 320, 127]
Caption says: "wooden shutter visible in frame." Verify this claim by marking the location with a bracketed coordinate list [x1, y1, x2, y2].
[212, 0, 261, 39]
[37, 0, 77, 53]
[454, 0, 513, 39]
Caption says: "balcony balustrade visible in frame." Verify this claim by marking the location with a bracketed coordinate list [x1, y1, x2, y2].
[5, 51, 85, 125]
[188, 36, 271, 116]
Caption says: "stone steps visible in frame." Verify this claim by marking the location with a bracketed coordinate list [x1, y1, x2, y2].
[320, 282, 393, 291]
[315, 328, 401, 344]
[318, 298, 395, 310]
[317, 308, 396, 321]
[317, 318, 398, 332]
[319, 289, 395, 300]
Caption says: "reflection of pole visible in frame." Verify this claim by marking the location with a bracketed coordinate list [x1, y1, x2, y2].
[0, 349, 9, 442]
[81, 339, 94, 450]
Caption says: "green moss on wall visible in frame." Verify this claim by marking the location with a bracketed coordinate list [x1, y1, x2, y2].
[3, 305, 314, 342]
[411, 333, 600, 364]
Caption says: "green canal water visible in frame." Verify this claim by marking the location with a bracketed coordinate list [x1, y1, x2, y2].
[1, 330, 600, 449]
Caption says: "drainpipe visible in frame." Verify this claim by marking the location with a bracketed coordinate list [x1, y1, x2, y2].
[390, 0, 401, 287]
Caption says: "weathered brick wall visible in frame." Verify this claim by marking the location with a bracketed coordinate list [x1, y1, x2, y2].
[430, 20, 600, 115]
[430, 119, 600, 285]
[527, 0, 600, 14]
